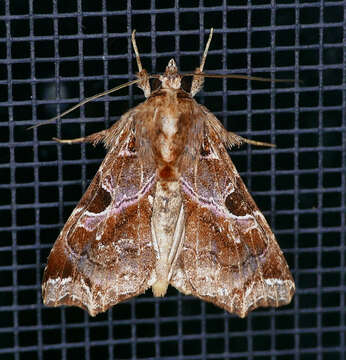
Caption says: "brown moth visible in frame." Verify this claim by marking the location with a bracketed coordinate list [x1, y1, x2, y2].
[42, 30, 295, 317]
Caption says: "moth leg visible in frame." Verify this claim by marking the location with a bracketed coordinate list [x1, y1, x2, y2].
[53, 129, 107, 145]
[191, 28, 214, 97]
[228, 131, 275, 148]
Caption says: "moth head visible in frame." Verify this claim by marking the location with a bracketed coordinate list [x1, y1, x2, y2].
[159, 59, 182, 90]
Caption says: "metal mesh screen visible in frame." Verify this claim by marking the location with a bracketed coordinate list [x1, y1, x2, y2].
[0, 0, 345, 359]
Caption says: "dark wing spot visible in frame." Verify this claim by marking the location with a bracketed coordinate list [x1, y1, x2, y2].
[87, 186, 112, 214]
[127, 135, 136, 153]
[200, 136, 211, 157]
[225, 178, 251, 217]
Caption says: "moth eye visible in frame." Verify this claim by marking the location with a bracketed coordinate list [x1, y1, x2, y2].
[150, 78, 162, 91]
[181, 76, 192, 93]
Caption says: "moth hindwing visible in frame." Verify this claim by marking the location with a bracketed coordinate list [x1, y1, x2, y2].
[42, 30, 295, 317]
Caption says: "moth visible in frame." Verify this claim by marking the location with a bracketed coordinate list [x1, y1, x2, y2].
[41, 30, 295, 317]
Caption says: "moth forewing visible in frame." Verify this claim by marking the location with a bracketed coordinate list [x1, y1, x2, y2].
[42, 29, 295, 317]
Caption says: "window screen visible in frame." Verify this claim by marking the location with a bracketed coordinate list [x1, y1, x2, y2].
[0, 1, 345, 359]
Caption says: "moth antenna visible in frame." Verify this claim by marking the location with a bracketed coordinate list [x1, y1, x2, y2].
[199, 27, 214, 73]
[190, 28, 214, 97]
[28, 79, 140, 130]
[131, 30, 152, 97]
[131, 30, 143, 72]
[184, 73, 297, 83]
[187, 26, 297, 86]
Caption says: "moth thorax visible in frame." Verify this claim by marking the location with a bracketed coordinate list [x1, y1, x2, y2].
[156, 114, 180, 164]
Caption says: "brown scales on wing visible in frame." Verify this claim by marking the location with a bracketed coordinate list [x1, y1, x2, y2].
[42, 29, 295, 317]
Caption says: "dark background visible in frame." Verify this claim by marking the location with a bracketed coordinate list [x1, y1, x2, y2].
[0, 0, 345, 359]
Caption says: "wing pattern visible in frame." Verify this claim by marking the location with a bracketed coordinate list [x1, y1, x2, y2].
[170, 114, 295, 317]
[42, 114, 157, 316]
